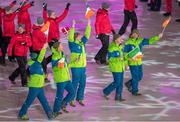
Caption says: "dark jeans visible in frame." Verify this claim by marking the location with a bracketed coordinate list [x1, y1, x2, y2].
[94, 34, 109, 64]
[118, 10, 138, 35]
[9, 56, 27, 86]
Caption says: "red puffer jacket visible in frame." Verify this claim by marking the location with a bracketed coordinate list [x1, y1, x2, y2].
[2, 12, 17, 37]
[8, 33, 32, 56]
[32, 24, 47, 51]
[18, 3, 32, 33]
[43, 9, 69, 43]
[95, 9, 113, 35]
[124, 0, 135, 12]
[0, 1, 16, 26]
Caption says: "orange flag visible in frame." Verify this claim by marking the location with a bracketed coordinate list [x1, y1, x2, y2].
[85, 4, 95, 19]
[41, 21, 50, 34]
[162, 17, 171, 28]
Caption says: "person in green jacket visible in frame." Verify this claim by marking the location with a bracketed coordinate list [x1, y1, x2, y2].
[68, 19, 91, 106]
[124, 29, 163, 96]
[103, 34, 126, 101]
[18, 43, 54, 120]
[51, 42, 75, 116]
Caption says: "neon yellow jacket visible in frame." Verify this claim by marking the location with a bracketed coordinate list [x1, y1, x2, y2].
[51, 48, 71, 83]
[124, 35, 160, 66]
[28, 48, 46, 88]
[108, 42, 126, 73]
[68, 25, 91, 68]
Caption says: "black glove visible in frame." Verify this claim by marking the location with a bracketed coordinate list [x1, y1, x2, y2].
[179, 2, 180, 7]
[135, 5, 138, 8]
[15, 8, 20, 13]
[112, 30, 116, 34]
[21, 42, 27, 46]
[30, 1, 34, 6]
[43, 2, 47, 10]
[12, 0, 17, 4]
[65, 3, 71, 10]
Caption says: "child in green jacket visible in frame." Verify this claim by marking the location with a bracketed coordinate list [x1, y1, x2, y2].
[18, 43, 54, 120]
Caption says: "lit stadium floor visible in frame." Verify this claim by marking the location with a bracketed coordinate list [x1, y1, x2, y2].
[0, 0, 180, 121]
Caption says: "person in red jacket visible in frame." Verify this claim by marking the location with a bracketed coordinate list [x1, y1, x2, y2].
[94, 2, 115, 65]
[18, 1, 34, 33]
[163, 0, 172, 17]
[1, 4, 18, 65]
[118, 0, 138, 35]
[8, 24, 32, 87]
[42, 2, 70, 64]
[31, 17, 47, 74]
[0, 1, 17, 66]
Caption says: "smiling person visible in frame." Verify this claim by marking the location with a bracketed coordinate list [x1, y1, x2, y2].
[8, 24, 32, 87]
[42, 2, 71, 66]
[68, 19, 91, 107]
[123, 29, 163, 96]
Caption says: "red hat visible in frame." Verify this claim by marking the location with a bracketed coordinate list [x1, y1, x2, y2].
[61, 27, 70, 35]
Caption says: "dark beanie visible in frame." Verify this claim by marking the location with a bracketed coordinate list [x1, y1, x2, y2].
[102, 2, 110, 10]
[53, 41, 60, 50]
[36, 17, 44, 25]
[5, 6, 11, 12]
[18, 24, 25, 29]
[74, 32, 80, 40]
[113, 34, 120, 41]
[47, 10, 54, 17]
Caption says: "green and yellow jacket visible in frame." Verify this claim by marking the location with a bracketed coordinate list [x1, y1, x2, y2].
[68, 24, 91, 68]
[51, 47, 71, 83]
[108, 41, 126, 73]
[28, 48, 46, 88]
[124, 35, 160, 66]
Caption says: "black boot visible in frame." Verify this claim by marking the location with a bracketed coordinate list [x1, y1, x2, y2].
[163, 12, 171, 17]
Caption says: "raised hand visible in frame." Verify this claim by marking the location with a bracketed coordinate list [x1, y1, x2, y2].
[159, 33, 163, 38]
[43, 2, 47, 10]
[43, 43, 48, 49]
[72, 19, 76, 27]
[66, 3, 71, 10]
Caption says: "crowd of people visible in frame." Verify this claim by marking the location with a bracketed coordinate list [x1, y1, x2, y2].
[0, 0, 179, 120]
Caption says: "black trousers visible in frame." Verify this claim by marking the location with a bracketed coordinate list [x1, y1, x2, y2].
[95, 34, 109, 64]
[118, 10, 138, 35]
[150, 0, 161, 11]
[1, 36, 12, 63]
[9, 56, 27, 86]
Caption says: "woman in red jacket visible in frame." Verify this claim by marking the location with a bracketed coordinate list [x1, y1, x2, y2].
[8, 24, 32, 87]
[94, 2, 115, 65]
[31, 17, 47, 75]
[18, 1, 34, 33]
[42, 2, 70, 64]
[118, 0, 138, 35]
[1, 4, 18, 65]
